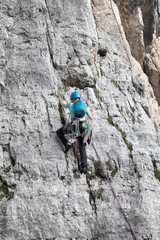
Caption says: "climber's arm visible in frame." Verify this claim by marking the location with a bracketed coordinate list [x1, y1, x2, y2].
[86, 107, 93, 120]
[87, 112, 93, 120]
[61, 100, 67, 108]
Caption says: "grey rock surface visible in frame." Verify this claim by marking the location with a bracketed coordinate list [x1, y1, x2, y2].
[115, 0, 160, 106]
[0, 0, 160, 240]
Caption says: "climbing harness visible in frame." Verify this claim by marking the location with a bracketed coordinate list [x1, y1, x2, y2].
[64, 119, 81, 145]
[92, 141, 138, 240]
[64, 118, 91, 145]
[64, 118, 92, 172]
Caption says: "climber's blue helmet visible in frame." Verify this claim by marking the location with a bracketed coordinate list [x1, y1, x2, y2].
[70, 91, 81, 100]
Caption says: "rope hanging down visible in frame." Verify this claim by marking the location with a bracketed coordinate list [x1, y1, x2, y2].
[109, 0, 132, 68]
[92, 142, 138, 240]
[92, 0, 132, 67]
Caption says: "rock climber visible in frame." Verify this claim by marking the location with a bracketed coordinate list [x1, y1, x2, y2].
[56, 91, 93, 174]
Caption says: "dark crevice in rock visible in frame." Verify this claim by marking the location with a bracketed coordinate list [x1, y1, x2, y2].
[142, 105, 151, 118]
[0, 176, 16, 200]
[45, 29, 57, 70]
[156, 1, 160, 37]
[58, 102, 65, 125]
[44, 0, 51, 22]
[62, 76, 96, 89]
[98, 48, 107, 57]
[41, 94, 53, 128]
[2, 144, 16, 167]
[142, 0, 156, 47]
[56, 164, 60, 178]
[86, 178, 97, 215]
[44, 1, 57, 70]
[152, 159, 157, 169]
[0, 83, 5, 93]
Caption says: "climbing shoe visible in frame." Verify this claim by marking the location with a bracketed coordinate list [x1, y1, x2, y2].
[64, 145, 71, 153]
[80, 166, 87, 174]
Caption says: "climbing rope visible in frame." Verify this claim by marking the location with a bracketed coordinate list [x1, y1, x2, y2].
[109, 0, 132, 68]
[92, 7, 110, 14]
[150, 234, 153, 240]
[92, 142, 138, 240]
[93, 0, 132, 68]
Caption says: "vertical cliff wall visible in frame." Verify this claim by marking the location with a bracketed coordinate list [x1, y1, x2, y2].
[114, 0, 160, 111]
[0, 0, 160, 240]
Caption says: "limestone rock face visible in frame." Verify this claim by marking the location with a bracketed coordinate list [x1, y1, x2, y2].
[0, 1, 160, 240]
[114, 0, 160, 125]
[144, 39, 160, 105]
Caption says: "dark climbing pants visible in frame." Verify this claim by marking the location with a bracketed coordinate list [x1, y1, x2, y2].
[78, 136, 87, 168]
[56, 126, 68, 147]
[56, 127, 87, 168]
